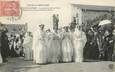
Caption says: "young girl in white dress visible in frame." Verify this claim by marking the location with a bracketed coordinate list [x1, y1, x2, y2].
[23, 32, 33, 60]
[47, 29, 61, 63]
[32, 24, 47, 64]
[61, 26, 73, 62]
[73, 26, 87, 62]
[0, 53, 3, 64]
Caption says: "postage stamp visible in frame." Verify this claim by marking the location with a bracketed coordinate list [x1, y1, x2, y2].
[0, 0, 19, 16]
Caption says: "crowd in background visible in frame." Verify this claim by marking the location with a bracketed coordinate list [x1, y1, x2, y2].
[83, 14, 114, 61]
[0, 23, 25, 63]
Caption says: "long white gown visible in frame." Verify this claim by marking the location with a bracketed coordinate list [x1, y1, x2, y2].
[32, 29, 47, 64]
[23, 35, 33, 60]
[73, 28, 87, 62]
[45, 32, 52, 63]
[47, 32, 61, 63]
[0, 53, 2, 64]
[61, 32, 73, 62]
[32, 30, 37, 63]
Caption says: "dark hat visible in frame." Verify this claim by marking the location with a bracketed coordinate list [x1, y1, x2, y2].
[39, 24, 44, 27]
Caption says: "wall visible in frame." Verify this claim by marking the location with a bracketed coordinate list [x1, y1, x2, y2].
[0, 0, 72, 32]
[0, 0, 115, 33]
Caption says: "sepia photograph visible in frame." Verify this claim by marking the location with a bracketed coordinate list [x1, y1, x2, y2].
[0, 0, 115, 72]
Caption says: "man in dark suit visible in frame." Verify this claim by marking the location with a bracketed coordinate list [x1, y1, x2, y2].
[0, 23, 9, 63]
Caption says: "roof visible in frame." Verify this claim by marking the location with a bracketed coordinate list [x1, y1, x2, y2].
[70, 0, 115, 7]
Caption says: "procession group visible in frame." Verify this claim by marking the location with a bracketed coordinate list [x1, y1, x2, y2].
[32, 24, 87, 64]
[0, 17, 115, 65]
[22, 19, 115, 64]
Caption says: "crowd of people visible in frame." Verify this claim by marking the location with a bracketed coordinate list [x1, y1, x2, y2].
[0, 23, 25, 63]
[0, 16, 115, 65]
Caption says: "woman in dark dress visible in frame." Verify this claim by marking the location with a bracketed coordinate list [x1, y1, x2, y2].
[84, 29, 99, 60]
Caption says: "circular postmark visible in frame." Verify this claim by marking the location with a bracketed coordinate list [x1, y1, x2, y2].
[6, 7, 23, 21]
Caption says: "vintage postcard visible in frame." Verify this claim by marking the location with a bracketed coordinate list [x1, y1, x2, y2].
[0, 0, 115, 72]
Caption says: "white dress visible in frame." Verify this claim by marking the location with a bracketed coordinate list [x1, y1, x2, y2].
[47, 32, 61, 63]
[32, 30, 47, 64]
[23, 35, 33, 60]
[45, 32, 52, 63]
[32, 31, 37, 62]
[73, 28, 87, 62]
[0, 53, 2, 64]
[61, 32, 73, 62]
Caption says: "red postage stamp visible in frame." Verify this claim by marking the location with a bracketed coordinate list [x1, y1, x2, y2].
[0, 0, 19, 16]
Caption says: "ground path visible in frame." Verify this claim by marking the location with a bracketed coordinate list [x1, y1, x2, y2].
[0, 58, 115, 72]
